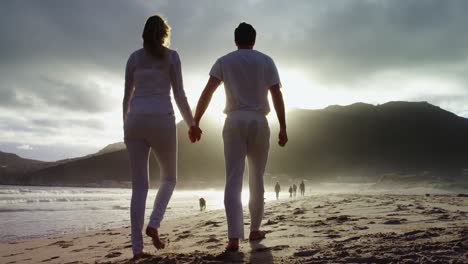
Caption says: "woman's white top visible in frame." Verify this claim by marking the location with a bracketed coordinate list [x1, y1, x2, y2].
[125, 48, 195, 127]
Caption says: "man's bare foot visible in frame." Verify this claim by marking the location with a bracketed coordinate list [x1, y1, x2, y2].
[145, 226, 165, 249]
[225, 238, 239, 251]
[249, 230, 266, 241]
[132, 252, 152, 260]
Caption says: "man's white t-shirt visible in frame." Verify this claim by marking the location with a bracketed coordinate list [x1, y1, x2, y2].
[209, 49, 281, 115]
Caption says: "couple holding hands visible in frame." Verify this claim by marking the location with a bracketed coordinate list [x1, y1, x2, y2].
[123, 15, 287, 259]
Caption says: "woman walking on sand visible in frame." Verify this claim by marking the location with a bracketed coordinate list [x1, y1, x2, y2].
[123, 15, 202, 259]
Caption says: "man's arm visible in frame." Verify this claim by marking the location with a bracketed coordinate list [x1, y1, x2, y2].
[270, 84, 288, 146]
[194, 76, 222, 126]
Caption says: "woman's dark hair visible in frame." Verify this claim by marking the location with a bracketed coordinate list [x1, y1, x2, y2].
[142, 15, 171, 59]
[234, 22, 256, 46]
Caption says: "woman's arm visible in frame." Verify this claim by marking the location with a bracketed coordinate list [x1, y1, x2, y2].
[170, 51, 196, 127]
[123, 54, 135, 123]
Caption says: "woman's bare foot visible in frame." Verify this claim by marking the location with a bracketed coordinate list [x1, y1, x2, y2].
[225, 238, 239, 251]
[145, 226, 165, 249]
[249, 230, 266, 241]
[132, 252, 152, 260]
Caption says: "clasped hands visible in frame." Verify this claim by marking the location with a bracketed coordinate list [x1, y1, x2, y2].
[188, 125, 202, 143]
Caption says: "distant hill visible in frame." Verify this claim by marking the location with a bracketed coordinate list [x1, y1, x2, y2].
[96, 142, 125, 155]
[2, 101, 468, 188]
[0, 151, 52, 184]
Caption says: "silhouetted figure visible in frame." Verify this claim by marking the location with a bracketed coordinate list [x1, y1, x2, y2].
[289, 186, 293, 198]
[275, 182, 281, 200]
[199, 197, 206, 211]
[293, 184, 297, 198]
[193, 22, 287, 252]
[299, 180, 305, 196]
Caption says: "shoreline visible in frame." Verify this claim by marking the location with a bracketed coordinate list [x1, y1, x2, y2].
[1, 193, 467, 263]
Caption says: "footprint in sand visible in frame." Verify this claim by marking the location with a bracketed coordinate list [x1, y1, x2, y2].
[206, 244, 222, 249]
[201, 237, 220, 243]
[3, 252, 24, 257]
[41, 256, 60, 262]
[383, 219, 402, 225]
[342, 236, 360, 242]
[175, 231, 192, 241]
[293, 249, 320, 257]
[289, 233, 305, 238]
[438, 214, 451, 220]
[275, 215, 286, 221]
[293, 208, 305, 215]
[423, 207, 448, 214]
[352, 225, 369, 230]
[104, 252, 122, 258]
[203, 221, 222, 227]
[48, 240, 74, 249]
[326, 215, 351, 223]
[71, 248, 87, 253]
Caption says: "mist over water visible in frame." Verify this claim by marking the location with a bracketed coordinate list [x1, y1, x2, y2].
[1, 183, 464, 242]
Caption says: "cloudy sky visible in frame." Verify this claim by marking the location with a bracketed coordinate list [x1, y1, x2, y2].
[1, 0, 468, 161]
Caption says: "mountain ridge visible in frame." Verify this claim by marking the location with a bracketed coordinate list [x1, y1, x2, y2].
[2, 101, 468, 189]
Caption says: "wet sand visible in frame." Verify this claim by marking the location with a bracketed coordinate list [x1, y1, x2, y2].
[1, 193, 467, 263]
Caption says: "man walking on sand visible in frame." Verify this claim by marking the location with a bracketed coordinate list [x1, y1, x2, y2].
[275, 182, 281, 200]
[300, 180, 305, 196]
[193, 22, 287, 251]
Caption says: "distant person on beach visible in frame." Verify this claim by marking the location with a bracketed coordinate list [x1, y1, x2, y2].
[293, 184, 297, 197]
[299, 180, 305, 196]
[123, 15, 201, 259]
[275, 182, 281, 200]
[199, 197, 206, 211]
[193, 22, 287, 251]
[289, 186, 293, 198]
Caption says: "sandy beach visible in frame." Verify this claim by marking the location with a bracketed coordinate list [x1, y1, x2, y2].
[1, 193, 467, 263]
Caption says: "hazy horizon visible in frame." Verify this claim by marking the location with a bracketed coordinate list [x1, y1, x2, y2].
[2, 0, 468, 161]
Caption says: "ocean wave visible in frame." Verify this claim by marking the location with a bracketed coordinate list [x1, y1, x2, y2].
[0, 208, 69, 212]
[112, 205, 130, 210]
[0, 197, 124, 204]
[0, 205, 130, 212]
[0, 187, 130, 196]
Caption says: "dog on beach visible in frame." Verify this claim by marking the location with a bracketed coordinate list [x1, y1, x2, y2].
[199, 197, 206, 211]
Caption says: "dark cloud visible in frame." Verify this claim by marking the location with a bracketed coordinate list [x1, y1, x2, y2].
[258, 1, 468, 83]
[0, 115, 105, 134]
[2, 0, 468, 83]
[0, 70, 114, 113]
[34, 77, 113, 113]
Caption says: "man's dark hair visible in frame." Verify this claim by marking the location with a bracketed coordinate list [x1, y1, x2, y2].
[234, 22, 256, 46]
